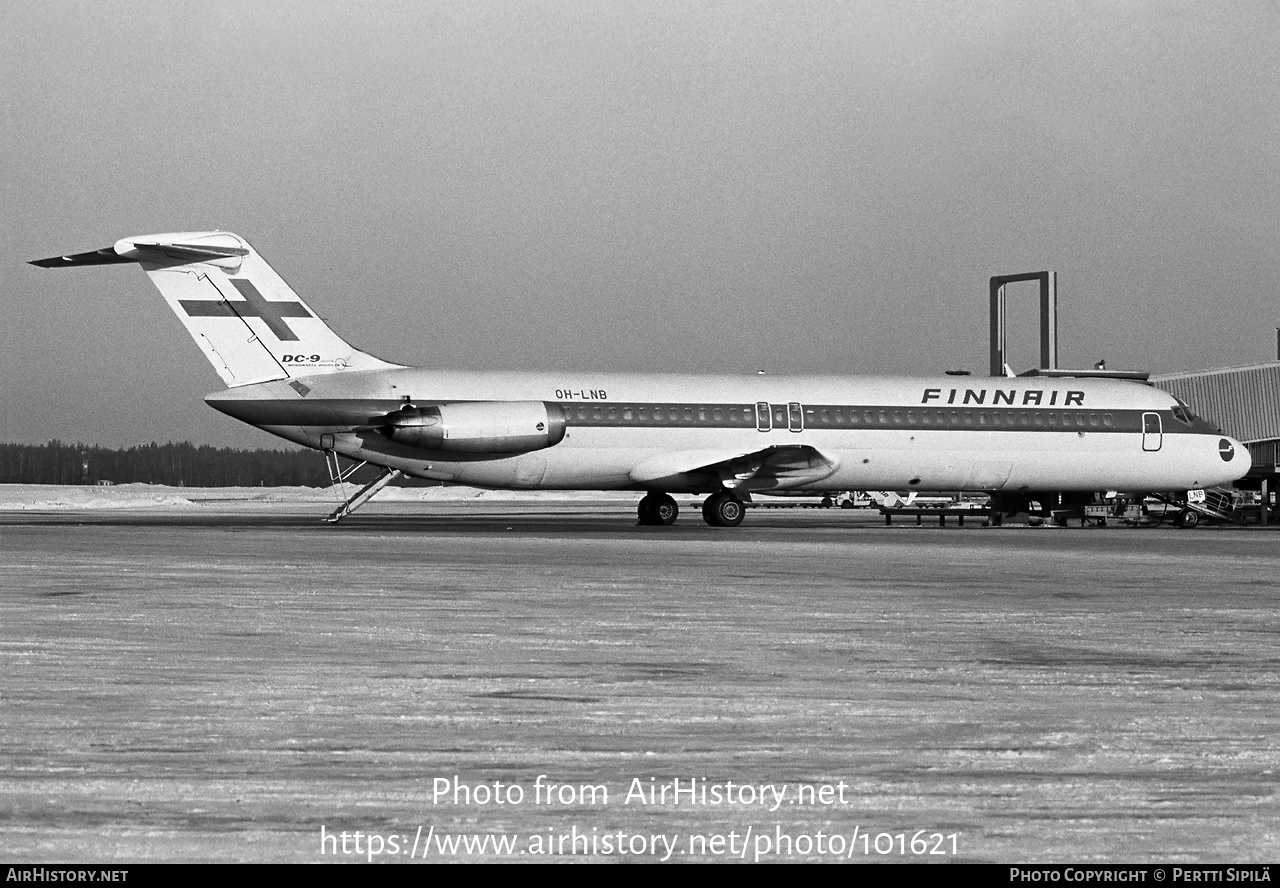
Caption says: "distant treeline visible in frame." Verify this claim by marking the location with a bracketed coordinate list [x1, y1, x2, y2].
[0, 440, 390, 487]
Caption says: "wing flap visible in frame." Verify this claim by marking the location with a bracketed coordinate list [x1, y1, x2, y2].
[629, 449, 756, 484]
[630, 444, 839, 491]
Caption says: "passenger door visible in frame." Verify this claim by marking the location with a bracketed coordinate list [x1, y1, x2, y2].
[1142, 412, 1162, 452]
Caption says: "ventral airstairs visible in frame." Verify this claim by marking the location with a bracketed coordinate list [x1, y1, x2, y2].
[323, 450, 402, 523]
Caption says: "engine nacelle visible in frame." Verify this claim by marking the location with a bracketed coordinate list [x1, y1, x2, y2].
[383, 401, 567, 454]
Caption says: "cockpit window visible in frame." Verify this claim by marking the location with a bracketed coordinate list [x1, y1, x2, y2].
[1170, 398, 1196, 425]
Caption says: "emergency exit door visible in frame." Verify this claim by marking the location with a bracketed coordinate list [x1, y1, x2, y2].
[756, 402, 771, 431]
[756, 401, 805, 432]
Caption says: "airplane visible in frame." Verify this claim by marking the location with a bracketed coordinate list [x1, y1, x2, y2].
[31, 231, 1251, 526]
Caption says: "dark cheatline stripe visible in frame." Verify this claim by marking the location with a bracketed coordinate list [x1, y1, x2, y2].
[556, 402, 1176, 435]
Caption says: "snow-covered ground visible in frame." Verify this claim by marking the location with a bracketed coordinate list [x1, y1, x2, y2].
[0, 483, 635, 510]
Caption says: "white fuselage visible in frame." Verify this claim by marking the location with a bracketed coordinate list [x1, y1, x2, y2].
[207, 368, 1250, 495]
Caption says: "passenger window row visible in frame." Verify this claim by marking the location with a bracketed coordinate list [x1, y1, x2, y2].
[560, 402, 1122, 430]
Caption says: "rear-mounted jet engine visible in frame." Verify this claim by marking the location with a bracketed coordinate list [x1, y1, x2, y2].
[382, 401, 567, 454]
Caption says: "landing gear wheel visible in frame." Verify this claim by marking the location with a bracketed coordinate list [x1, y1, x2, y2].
[638, 493, 679, 526]
[821, 496, 834, 508]
[702, 491, 745, 527]
[1177, 509, 1201, 529]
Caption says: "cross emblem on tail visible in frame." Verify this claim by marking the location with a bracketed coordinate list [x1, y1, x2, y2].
[179, 278, 312, 341]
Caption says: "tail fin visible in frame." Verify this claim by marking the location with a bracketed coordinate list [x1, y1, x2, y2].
[32, 231, 402, 387]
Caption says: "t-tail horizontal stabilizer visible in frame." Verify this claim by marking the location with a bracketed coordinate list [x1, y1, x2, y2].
[31, 231, 402, 387]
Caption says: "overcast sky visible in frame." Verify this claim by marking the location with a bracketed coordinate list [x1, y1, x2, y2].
[4, 0, 1278, 449]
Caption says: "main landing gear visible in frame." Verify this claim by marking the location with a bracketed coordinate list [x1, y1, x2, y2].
[638, 492, 680, 526]
[702, 491, 746, 527]
[637, 491, 748, 527]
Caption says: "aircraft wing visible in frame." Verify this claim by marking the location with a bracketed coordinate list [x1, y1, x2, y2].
[629, 444, 839, 492]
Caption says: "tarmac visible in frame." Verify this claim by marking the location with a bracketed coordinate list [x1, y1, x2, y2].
[1, 487, 1277, 862]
